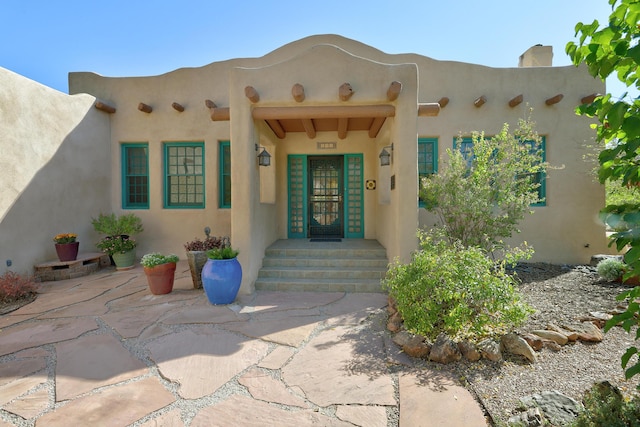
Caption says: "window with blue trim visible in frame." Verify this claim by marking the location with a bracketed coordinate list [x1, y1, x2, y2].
[454, 136, 546, 206]
[219, 141, 231, 208]
[164, 142, 205, 208]
[418, 138, 438, 207]
[121, 143, 149, 209]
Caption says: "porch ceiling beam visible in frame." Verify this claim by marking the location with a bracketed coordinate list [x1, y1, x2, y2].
[417, 103, 441, 117]
[251, 105, 395, 120]
[368, 117, 387, 138]
[301, 118, 316, 138]
[338, 117, 348, 139]
[266, 119, 286, 139]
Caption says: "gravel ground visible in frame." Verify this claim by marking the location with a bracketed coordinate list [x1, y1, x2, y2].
[445, 263, 640, 426]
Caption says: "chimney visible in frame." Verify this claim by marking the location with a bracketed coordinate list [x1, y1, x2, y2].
[518, 45, 553, 67]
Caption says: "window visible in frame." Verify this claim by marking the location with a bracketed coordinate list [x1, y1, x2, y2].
[121, 143, 149, 209]
[526, 136, 546, 206]
[418, 138, 438, 207]
[164, 142, 205, 208]
[219, 141, 231, 208]
[453, 136, 546, 206]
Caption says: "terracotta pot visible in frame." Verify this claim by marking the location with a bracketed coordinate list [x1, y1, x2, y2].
[144, 262, 176, 295]
[55, 242, 79, 262]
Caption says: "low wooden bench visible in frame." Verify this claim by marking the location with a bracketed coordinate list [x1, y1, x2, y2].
[34, 252, 111, 282]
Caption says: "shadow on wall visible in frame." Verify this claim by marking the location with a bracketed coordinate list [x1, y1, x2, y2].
[0, 69, 111, 274]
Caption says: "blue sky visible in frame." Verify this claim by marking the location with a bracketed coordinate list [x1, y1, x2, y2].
[1, 0, 632, 99]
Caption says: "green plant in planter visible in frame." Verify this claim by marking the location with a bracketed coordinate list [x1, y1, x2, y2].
[596, 258, 626, 282]
[140, 253, 179, 268]
[206, 246, 239, 260]
[96, 235, 137, 256]
[91, 213, 143, 237]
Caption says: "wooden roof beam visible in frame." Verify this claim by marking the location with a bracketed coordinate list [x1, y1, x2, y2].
[245, 86, 260, 103]
[474, 96, 487, 108]
[138, 102, 152, 113]
[545, 94, 564, 106]
[509, 94, 524, 108]
[172, 102, 184, 112]
[438, 97, 449, 108]
[368, 117, 387, 138]
[266, 119, 286, 139]
[387, 81, 402, 101]
[301, 118, 316, 138]
[581, 93, 600, 104]
[337, 117, 348, 139]
[205, 100, 230, 121]
[339, 83, 354, 101]
[252, 105, 395, 120]
[292, 83, 305, 102]
[418, 103, 441, 117]
[94, 100, 116, 113]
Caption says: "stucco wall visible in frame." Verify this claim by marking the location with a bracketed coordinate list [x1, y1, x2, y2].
[0, 67, 110, 274]
[64, 34, 615, 271]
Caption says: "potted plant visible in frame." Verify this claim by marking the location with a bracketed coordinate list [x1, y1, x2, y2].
[201, 245, 241, 304]
[184, 233, 229, 289]
[53, 233, 79, 262]
[597, 257, 640, 285]
[140, 253, 179, 295]
[96, 235, 137, 270]
[92, 213, 143, 270]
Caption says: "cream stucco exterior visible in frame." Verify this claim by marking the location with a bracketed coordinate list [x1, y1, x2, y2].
[1, 35, 614, 293]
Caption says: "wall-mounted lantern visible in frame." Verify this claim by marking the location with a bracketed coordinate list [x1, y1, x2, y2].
[255, 144, 271, 167]
[379, 143, 394, 166]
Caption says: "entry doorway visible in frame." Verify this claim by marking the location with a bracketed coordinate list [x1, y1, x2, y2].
[308, 156, 343, 238]
[287, 154, 363, 239]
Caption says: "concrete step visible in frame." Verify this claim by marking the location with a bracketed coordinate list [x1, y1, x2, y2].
[262, 257, 388, 269]
[254, 277, 385, 293]
[258, 266, 386, 280]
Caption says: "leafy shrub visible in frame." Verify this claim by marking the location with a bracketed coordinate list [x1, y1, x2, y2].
[140, 253, 179, 268]
[91, 213, 143, 236]
[0, 271, 38, 303]
[596, 258, 626, 281]
[571, 381, 640, 427]
[206, 246, 239, 260]
[383, 230, 532, 341]
[420, 117, 545, 257]
[184, 236, 229, 251]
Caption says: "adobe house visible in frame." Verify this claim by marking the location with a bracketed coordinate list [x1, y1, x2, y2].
[0, 35, 612, 293]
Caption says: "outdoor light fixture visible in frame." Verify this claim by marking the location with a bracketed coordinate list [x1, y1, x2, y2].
[255, 144, 271, 167]
[379, 143, 394, 166]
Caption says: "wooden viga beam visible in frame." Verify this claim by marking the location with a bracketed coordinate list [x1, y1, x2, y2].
[138, 102, 152, 113]
[387, 81, 402, 101]
[252, 105, 395, 120]
[545, 94, 564, 106]
[417, 103, 441, 117]
[94, 100, 116, 113]
[205, 100, 230, 121]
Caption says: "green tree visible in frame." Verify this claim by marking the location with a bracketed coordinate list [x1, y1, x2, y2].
[566, 0, 640, 387]
[419, 117, 545, 258]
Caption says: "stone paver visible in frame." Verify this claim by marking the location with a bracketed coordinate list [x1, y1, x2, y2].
[0, 262, 488, 426]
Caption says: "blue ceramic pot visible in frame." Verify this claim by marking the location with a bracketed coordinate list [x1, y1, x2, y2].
[201, 258, 242, 304]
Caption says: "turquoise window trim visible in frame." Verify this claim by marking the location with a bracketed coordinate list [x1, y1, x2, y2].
[121, 143, 149, 209]
[418, 138, 438, 208]
[219, 141, 231, 209]
[163, 141, 205, 209]
[344, 154, 364, 238]
[287, 155, 307, 238]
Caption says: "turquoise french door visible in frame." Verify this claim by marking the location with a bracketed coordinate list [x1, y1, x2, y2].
[288, 154, 363, 239]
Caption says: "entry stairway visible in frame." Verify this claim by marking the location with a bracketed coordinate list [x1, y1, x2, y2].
[254, 239, 388, 293]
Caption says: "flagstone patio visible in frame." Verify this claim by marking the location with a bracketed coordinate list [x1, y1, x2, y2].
[0, 261, 487, 426]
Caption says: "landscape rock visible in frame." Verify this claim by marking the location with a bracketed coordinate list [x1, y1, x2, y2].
[429, 333, 461, 364]
[477, 338, 502, 362]
[521, 333, 543, 351]
[501, 333, 537, 362]
[562, 322, 604, 342]
[541, 339, 562, 352]
[458, 340, 481, 362]
[386, 312, 402, 333]
[531, 330, 568, 346]
[391, 330, 413, 348]
[507, 407, 545, 427]
[402, 335, 431, 359]
[546, 323, 578, 341]
[519, 390, 583, 426]
[387, 295, 397, 315]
